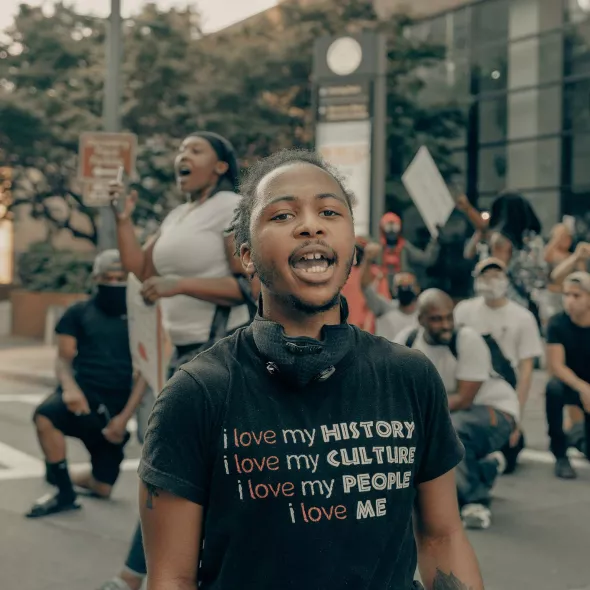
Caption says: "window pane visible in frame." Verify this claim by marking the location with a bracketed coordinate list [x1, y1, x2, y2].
[473, 0, 509, 44]
[571, 133, 590, 186]
[478, 145, 507, 194]
[564, 78, 590, 132]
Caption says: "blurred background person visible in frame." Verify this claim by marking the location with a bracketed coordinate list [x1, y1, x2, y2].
[545, 272, 590, 480]
[455, 258, 543, 473]
[27, 251, 144, 518]
[359, 241, 419, 341]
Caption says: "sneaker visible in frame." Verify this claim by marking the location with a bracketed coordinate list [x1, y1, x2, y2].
[25, 492, 81, 518]
[461, 503, 492, 530]
[555, 457, 577, 480]
[487, 451, 507, 476]
[97, 578, 133, 590]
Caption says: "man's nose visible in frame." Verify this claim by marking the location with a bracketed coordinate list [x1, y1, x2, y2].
[294, 212, 326, 238]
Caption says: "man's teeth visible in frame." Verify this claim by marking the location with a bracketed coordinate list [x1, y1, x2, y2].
[301, 253, 326, 261]
[302, 264, 329, 273]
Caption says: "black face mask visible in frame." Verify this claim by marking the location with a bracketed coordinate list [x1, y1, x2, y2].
[95, 285, 127, 317]
[385, 231, 399, 247]
[397, 286, 417, 307]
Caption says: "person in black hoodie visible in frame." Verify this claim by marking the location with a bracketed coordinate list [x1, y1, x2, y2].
[138, 149, 483, 590]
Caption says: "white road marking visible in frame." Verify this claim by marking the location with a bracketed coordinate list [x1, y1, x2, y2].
[0, 458, 140, 482]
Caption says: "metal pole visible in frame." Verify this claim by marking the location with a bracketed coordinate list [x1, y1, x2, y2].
[99, 0, 122, 251]
[370, 33, 387, 238]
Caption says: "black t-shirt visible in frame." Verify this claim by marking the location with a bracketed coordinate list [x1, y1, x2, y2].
[547, 311, 590, 384]
[56, 298, 133, 411]
[139, 326, 464, 590]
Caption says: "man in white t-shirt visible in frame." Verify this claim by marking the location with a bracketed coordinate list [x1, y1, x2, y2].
[455, 257, 543, 472]
[396, 289, 518, 530]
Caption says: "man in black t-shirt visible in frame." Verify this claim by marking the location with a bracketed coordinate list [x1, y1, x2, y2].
[138, 150, 483, 590]
[26, 250, 145, 518]
[546, 271, 590, 479]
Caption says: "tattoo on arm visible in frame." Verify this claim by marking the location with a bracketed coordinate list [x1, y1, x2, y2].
[145, 484, 160, 510]
[432, 569, 473, 590]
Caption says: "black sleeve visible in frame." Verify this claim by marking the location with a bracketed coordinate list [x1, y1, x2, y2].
[55, 302, 84, 338]
[546, 314, 565, 345]
[138, 368, 218, 505]
[415, 358, 465, 485]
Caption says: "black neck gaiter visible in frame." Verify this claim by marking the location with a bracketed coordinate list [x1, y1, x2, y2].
[251, 298, 353, 388]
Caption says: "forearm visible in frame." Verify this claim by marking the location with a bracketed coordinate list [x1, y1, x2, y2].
[176, 277, 244, 306]
[147, 578, 197, 590]
[359, 260, 374, 290]
[550, 363, 588, 393]
[417, 529, 484, 590]
[516, 362, 534, 412]
[551, 254, 579, 284]
[118, 376, 148, 422]
[55, 357, 80, 392]
[447, 394, 472, 412]
[464, 204, 487, 232]
[116, 218, 148, 279]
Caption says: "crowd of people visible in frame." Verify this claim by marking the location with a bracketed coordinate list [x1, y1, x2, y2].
[21, 131, 590, 590]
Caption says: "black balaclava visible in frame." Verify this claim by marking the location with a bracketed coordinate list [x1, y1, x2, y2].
[397, 285, 418, 307]
[189, 131, 240, 193]
[92, 249, 127, 318]
[251, 297, 354, 389]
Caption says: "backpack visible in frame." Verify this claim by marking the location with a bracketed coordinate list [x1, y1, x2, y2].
[404, 327, 518, 389]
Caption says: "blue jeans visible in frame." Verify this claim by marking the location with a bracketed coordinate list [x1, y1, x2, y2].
[452, 406, 513, 506]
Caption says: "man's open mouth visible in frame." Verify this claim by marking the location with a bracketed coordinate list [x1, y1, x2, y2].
[291, 252, 335, 274]
[178, 165, 192, 177]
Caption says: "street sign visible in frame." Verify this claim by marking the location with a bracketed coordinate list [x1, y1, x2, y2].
[78, 132, 137, 206]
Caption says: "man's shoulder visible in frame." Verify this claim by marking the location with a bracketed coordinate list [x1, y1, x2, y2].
[180, 328, 249, 388]
[505, 299, 537, 323]
[353, 326, 432, 373]
[391, 324, 417, 346]
[455, 297, 481, 316]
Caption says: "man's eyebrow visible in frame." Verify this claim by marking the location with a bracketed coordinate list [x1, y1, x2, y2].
[263, 192, 347, 209]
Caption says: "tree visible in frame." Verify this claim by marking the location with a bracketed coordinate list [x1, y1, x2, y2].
[0, 0, 464, 248]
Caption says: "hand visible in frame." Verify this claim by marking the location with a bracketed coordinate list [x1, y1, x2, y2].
[577, 382, 590, 413]
[363, 242, 382, 263]
[141, 275, 181, 304]
[102, 414, 128, 445]
[455, 194, 470, 212]
[574, 242, 590, 261]
[109, 181, 138, 222]
[62, 388, 90, 416]
[509, 427, 522, 448]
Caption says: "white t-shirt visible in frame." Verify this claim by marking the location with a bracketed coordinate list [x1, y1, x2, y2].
[454, 297, 543, 368]
[394, 325, 520, 420]
[152, 191, 249, 346]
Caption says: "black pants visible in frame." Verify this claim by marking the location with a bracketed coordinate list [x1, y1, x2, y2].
[34, 390, 130, 486]
[546, 378, 590, 460]
[125, 342, 206, 577]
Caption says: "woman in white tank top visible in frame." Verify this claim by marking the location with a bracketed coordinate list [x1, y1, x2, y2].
[100, 132, 256, 590]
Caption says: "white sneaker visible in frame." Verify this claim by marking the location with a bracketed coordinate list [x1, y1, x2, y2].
[461, 503, 492, 530]
[487, 450, 507, 475]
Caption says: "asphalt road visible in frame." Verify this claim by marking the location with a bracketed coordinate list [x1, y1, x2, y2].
[1, 374, 589, 590]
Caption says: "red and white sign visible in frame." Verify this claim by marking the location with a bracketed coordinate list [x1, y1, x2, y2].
[78, 132, 137, 206]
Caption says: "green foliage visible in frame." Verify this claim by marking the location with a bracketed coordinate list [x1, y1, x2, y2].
[0, 0, 464, 242]
[17, 242, 93, 293]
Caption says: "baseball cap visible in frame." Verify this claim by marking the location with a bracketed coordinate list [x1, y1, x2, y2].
[473, 257, 506, 278]
[93, 249, 123, 276]
[564, 271, 590, 293]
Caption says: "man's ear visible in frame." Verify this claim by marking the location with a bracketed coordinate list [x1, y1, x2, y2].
[240, 243, 256, 278]
[215, 161, 229, 176]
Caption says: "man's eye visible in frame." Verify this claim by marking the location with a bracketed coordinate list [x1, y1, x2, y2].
[321, 210, 340, 217]
[271, 212, 293, 222]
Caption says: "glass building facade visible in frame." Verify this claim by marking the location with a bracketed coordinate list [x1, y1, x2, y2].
[409, 0, 590, 232]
